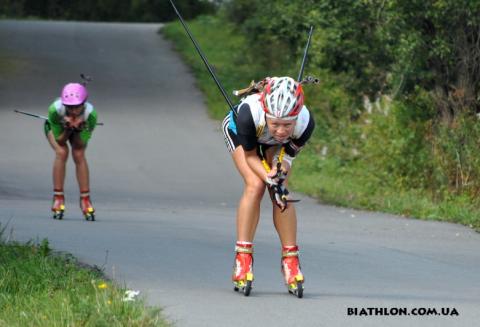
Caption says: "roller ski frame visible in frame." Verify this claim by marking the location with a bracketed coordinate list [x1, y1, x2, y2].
[80, 192, 95, 221]
[232, 242, 254, 296]
[282, 246, 304, 298]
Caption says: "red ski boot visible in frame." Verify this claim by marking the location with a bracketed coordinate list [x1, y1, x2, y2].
[80, 191, 95, 221]
[52, 189, 65, 220]
[232, 241, 254, 296]
[281, 245, 304, 298]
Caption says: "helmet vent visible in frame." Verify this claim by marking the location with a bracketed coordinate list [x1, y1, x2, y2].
[263, 76, 303, 118]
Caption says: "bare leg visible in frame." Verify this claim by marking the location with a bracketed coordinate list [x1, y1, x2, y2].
[272, 203, 297, 246]
[46, 131, 69, 190]
[232, 147, 266, 242]
[264, 146, 298, 246]
[70, 134, 89, 192]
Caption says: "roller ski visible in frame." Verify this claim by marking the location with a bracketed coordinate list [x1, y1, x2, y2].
[282, 245, 304, 298]
[80, 191, 95, 221]
[232, 242, 254, 296]
[51, 190, 65, 220]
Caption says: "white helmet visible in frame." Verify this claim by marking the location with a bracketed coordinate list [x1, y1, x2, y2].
[261, 76, 304, 120]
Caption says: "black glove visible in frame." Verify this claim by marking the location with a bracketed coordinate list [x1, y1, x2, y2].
[63, 120, 85, 132]
[267, 183, 288, 212]
[266, 163, 299, 212]
[62, 121, 75, 132]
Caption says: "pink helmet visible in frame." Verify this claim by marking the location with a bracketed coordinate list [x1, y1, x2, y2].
[61, 83, 88, 106]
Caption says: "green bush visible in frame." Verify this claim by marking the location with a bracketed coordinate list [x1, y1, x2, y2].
[431, 112, 480, 197]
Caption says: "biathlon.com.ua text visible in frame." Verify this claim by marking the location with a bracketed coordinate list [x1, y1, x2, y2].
[347, 307, 459, 317]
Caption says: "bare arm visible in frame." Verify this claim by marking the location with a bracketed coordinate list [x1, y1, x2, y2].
[244, 148, 269, 182]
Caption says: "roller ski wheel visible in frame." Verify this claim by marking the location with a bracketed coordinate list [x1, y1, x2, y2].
[287, 275, 304, 298]
[84, 208, 95, 221]
[233, 272, 254, 296]
[52, 209, 64, 220]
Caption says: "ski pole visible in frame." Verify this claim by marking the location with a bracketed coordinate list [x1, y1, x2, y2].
[14, 109, 48, 120]
[168, 0, 235, 111]
[14, 110, 104, 126]
[297, 26, 314, 82]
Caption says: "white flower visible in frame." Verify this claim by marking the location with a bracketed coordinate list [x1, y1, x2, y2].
[363, 95, 372, 113]
[123, 290, 140, 302]
[321, 146, 328, 157]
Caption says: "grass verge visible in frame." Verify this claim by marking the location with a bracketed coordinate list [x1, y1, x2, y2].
[290, 147, 480, 230]
[0, 223, 170, 327]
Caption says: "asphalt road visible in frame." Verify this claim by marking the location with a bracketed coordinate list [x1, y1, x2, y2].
[1, 20, 479, 327]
